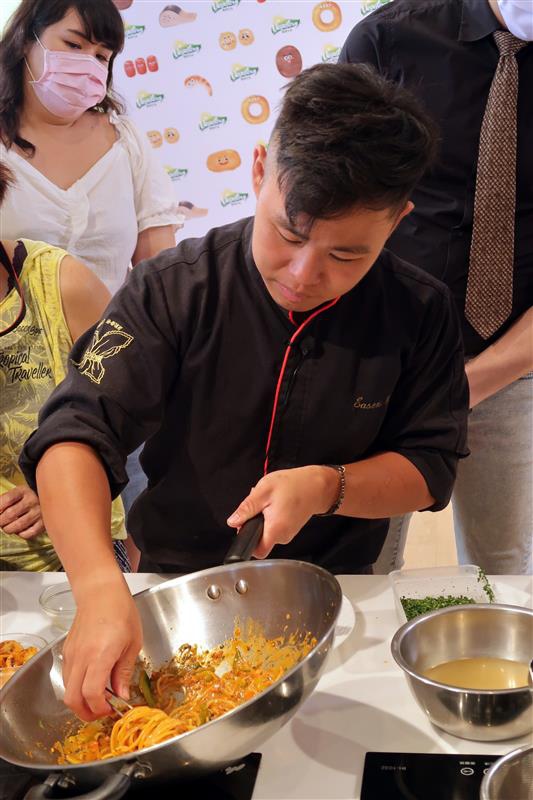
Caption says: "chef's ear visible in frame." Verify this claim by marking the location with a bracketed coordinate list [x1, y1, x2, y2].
[252, 144, 268, 197]
[389, 200, 414, 234]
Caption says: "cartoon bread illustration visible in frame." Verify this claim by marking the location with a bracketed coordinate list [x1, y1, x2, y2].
[178, 201, 208, 219]
[164, 127, 180, 144]
[184, 75, 213, 96]
[312, 1, 342, 32]
[206, 150, 242, 172]
[219, 31, 237, 50]
[238, 28, 255, 46]
[275, 45, 302, 78]
[241, 95, 270, 125]
[159, 4, 197, 27]
[147, 130, 163, 148]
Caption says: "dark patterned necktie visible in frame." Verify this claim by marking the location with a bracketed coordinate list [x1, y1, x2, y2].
[465, 30, 527, 339]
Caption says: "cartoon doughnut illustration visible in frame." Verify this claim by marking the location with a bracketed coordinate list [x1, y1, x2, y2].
[312, 1, 342, 32]
[147, 130, 163, 148]
[241, 95, 270, 125]
[275, 45, 302, 78]
[124, 60, 135, 77]
[164, 127, 180, 144]
[207, 149, 242, 172]
[159, 4, 197, 27]
[178, 201, 208, 219]
[184, 75, 213, 96]
[238, 28, 255, 46]
[113, 0, 133, 9]
[219, 31, 237, 50]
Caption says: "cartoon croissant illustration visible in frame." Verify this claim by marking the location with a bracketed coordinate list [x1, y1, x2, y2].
[74, 327, 133, 385]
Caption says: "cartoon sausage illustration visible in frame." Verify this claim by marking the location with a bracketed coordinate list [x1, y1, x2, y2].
[124, 60, 136, 77]
[135, 57, 147, 74]
[147, 55, 159, 72]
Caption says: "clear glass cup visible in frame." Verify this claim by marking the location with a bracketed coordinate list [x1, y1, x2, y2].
[39, 582, 77, 631]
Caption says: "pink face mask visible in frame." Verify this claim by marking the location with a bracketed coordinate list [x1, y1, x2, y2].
[25, 34, 109, 120]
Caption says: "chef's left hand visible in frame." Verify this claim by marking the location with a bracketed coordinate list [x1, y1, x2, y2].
[227, 466, 339, 559]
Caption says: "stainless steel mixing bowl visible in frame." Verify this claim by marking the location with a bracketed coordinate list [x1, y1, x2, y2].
[391, 604, 533, 741]
[480, 744, 533, 799]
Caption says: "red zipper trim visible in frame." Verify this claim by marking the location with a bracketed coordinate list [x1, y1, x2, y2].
[263, 296, 340, 475]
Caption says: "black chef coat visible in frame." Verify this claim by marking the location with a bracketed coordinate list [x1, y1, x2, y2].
[340, 0, 533, 356]
[20, 218, 469, 573]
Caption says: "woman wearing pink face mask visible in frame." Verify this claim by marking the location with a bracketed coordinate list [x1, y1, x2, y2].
[0, 0, 182, 564]
[0, 0, 182, 297]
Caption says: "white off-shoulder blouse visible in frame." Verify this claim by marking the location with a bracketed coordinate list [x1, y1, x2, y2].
[0, 115, 182, 295]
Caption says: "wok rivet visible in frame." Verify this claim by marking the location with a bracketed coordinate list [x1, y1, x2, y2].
[207, 584, 221, 600]
[235, 580, 248, 595]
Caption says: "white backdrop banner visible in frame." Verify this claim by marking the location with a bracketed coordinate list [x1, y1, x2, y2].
[113, 0, 392, 238]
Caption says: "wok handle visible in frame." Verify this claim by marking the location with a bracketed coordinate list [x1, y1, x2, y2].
[224, 514, 264, 564]
[24, 762, 143, 800]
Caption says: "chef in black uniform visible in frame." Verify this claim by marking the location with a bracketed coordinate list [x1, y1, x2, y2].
[20, 64, 469, 720]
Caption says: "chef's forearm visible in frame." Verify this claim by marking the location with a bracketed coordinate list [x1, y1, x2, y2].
[466, 307, 533, 407]
[325, 453, 434, 519]
[36, 443, 126, 600]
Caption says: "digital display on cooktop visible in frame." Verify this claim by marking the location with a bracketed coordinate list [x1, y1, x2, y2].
[361, 752, 501, 800]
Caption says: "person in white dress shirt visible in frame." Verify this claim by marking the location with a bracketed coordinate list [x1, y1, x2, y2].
[0, 0, 182, 296]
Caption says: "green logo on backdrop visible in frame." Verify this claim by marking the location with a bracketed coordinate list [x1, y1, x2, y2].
[199, 112, 228, 131]
[271, 16, 300, 34]
[172, 40, 202, 59]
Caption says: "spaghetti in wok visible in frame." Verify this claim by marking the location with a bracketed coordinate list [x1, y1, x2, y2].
[53, 623, 316, 764]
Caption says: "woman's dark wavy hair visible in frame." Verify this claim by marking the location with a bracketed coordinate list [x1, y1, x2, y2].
[272, 63, 439, 224]
[0, 0, 125, 155]
[0, 162, 15, 206]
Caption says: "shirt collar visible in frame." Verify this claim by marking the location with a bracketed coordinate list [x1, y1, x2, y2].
[458, 0, 501, 42]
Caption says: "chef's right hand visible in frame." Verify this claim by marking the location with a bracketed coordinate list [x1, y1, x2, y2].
[61, 578, 142, 721]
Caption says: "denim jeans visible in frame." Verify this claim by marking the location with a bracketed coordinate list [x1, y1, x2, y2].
[374, 373, 533, 575]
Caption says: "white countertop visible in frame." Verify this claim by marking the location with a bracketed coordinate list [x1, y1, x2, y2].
[1, 571, 532, 799]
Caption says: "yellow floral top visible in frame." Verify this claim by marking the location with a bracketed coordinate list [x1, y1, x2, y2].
[0, 240, 125, 571]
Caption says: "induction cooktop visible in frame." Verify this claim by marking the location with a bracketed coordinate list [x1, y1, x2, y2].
[0, 753, 261, 800]
[361, 751, 502, 800]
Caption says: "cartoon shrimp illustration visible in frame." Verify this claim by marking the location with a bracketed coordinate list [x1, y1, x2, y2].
[184, 75, 213, 96]
[73, 323, 133, 385]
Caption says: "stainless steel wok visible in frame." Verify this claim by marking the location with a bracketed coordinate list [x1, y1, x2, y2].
[0, 518, 342, 799]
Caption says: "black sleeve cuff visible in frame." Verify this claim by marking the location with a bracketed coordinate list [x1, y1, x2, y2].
[393, 447, 467, 512]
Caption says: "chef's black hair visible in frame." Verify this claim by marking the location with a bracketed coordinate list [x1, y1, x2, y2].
[271, 63, 438, 226]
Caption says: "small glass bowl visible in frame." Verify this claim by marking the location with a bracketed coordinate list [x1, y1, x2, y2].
[0, 633, 48, 689]
[39, 582, 77, 631]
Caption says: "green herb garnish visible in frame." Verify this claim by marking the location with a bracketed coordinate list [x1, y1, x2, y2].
[477, 568, 495, 602]
[401, 594, 475, 621]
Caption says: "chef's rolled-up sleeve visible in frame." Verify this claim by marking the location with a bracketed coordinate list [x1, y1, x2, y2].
[19, 260, 180, 499]
[375, 286, 469, 511]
